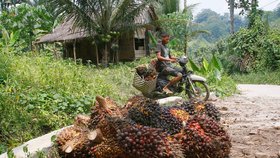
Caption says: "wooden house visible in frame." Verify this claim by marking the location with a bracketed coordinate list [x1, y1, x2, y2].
[36, 9, 157, 64]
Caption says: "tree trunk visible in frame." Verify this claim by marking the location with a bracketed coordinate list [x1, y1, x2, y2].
[184, 0, 187, 10]
[229, 0, 235, 34]
[116, 39, 119, 63]
[95, 43, 99, 66]
[102, 44, 109, 67]
[145, 30, 150, 56]
[73, 40, 77, 63]
[184, 34, 188, 56]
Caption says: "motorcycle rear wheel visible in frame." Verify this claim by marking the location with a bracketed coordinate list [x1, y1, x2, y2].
[186, 81, 210, 101]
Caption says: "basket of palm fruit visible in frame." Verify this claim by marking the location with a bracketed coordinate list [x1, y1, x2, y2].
[55, 96, 231, 158]
[133, 64, 158, 95]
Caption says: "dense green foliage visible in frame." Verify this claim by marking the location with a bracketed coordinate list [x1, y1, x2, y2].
[157, 0, 180, 14]
[217, 16, 280, 73]
[0, 3, 55, 51]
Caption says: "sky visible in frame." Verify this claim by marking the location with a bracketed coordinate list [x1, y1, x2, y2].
[179, 0, 280, 16]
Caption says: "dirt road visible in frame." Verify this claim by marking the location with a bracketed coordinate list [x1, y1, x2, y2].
[215, 84, 280, 158]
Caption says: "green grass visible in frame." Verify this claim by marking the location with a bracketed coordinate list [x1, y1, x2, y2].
[231, 70, 280, 85]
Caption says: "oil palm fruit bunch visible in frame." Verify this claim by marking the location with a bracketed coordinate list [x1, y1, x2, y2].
[203, 102, 221, 121]
[180, 101, 196, 115]
[181, 100, 221, 121]
[126, 98, 186, 135]
[156, 106, 189, 135]
[88, 117, 136, 158]
[126, 97, 162, 127]
[56, 115, 93, 158]
[126, 97, 189, 135]
[89, 138, 124, 158]
[56, 126, 92, 158]
[124, 95, 147, 110]
[89, 96, 123, 129]
[175, 115, 231, 158]
[115, 120, 184, 158]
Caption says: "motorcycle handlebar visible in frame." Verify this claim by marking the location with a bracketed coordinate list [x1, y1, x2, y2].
[177, 56, 188, 65]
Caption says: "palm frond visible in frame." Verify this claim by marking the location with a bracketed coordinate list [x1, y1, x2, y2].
[190, 30, 210, 37]
[183, 3, 199, 13]
[48, 0, 98, 35]
[48, 0, 156, 36]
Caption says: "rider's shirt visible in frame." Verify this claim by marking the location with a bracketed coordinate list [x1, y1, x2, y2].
[156, 42, 171, 70]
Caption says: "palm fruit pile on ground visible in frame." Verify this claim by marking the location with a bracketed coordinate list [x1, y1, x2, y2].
[55, 95, 231, 158]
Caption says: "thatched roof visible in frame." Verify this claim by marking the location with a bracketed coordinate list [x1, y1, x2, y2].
[36, 7, 157, 44]
[36, 19, 88, 43]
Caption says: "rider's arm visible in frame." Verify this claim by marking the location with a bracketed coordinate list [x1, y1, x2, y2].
[170, 55, 177, 60]
[156, 52, 173, 62]
[169, 51, 177, 60]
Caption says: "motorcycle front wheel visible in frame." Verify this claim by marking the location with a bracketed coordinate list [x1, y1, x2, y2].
[186, 81, 210, 101]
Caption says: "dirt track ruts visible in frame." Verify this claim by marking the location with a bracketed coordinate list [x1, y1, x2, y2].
[215, 84, 280, 158]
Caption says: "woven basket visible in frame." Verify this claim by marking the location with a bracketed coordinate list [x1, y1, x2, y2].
[132, 70, 157, 95]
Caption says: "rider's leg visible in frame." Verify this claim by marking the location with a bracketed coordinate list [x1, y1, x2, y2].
[162, 67, 182, 94]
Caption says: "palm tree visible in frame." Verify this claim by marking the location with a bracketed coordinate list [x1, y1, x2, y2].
[157, 0, 179, 14]
[48, 0, 156, 66]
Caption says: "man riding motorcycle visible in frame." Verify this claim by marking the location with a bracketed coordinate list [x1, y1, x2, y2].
[156, 33, 182, 94]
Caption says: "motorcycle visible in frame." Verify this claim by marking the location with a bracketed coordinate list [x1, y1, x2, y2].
[149, 56, 210, 101]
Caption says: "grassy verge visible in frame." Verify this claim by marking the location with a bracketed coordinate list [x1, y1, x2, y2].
[231, 70, 280, 85]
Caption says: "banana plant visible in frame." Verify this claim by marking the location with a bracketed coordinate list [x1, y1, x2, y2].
[0, 25, 21, 53]
[0, 3, 55, 51]
[188, 54, 223, 81]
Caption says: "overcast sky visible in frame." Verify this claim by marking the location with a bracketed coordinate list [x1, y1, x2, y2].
[180, 0, 280, 15]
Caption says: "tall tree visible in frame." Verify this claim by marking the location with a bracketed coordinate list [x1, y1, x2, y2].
[227, 0, 235, 34]
[48, 0, 155, 66]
